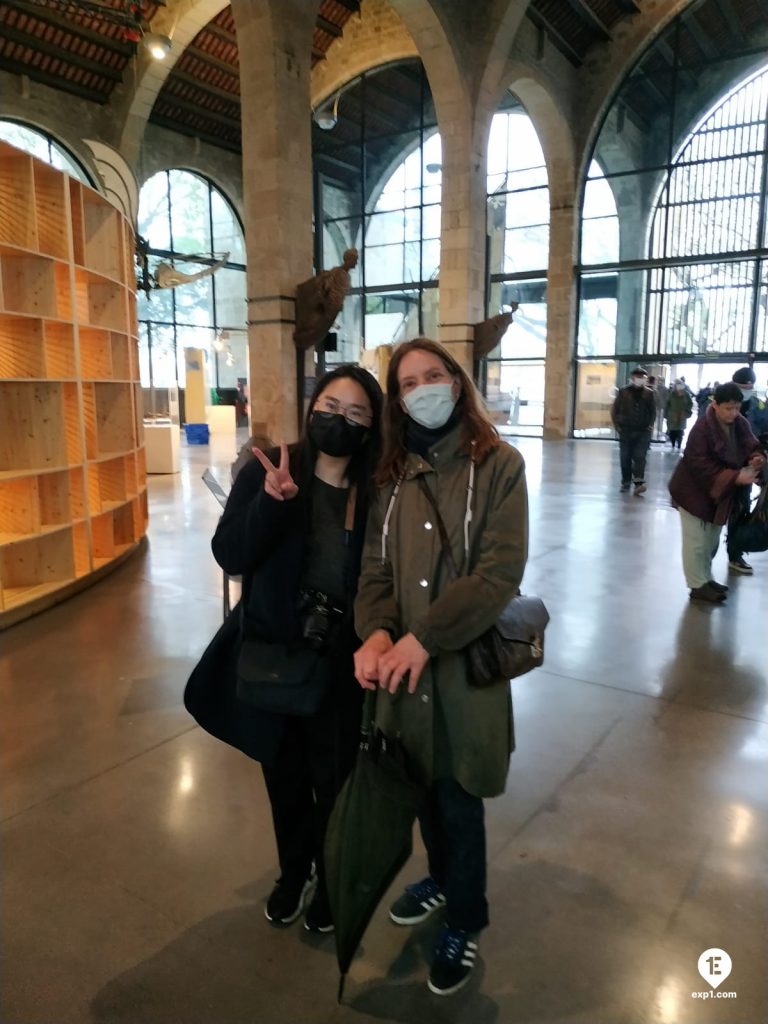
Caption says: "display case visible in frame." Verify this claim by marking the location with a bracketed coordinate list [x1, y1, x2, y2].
[0, 142, 146, 628]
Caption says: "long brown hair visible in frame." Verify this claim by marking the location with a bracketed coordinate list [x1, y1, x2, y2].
[376, 337, 500, 484]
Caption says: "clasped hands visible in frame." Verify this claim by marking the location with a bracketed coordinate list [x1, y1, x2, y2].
[354, 629, 429, 695]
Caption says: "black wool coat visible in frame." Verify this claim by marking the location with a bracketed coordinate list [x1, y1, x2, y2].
[184, 446, 367, 765]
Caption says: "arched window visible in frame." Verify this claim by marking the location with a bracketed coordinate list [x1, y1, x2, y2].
[137, 169, 247, 395]
[0, 119, 91, 184]
[312, 60, 439, 364]
[647, 65, 768, 357]
[575, 0, 768, 438]
[484, 102, 551, 436]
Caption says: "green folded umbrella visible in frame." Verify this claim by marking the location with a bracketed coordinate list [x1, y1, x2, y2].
[324, 691, 425, 1002]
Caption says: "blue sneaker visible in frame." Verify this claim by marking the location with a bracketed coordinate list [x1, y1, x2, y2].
[428, 925, 479, 995]
[389, 876, 446, 925]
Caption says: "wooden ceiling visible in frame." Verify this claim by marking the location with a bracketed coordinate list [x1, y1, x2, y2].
[0, 1, 765, 153]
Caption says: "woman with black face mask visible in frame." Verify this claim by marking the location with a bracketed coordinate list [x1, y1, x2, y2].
[185, 365, 382, 935]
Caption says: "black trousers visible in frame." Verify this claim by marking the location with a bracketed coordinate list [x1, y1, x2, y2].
[726, 485, 752, 561]
[419, 778, 489, 933]
[668, 428, 684, 449]
[619, 430, 651, 485]
[261, 691, 360, 892]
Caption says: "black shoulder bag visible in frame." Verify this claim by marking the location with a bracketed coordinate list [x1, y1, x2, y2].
[417, 474, 549, 687]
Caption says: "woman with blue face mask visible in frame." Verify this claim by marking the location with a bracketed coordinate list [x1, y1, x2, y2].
[353, 338, 529, 997]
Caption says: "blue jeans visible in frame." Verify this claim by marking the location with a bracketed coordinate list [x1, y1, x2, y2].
[418, 778, 489, 933]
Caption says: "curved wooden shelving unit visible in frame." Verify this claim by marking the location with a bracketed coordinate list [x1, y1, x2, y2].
[0, 142, 146, 630]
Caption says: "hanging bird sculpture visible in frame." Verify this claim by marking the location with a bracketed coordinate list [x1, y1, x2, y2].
[153, 252, 230, 289]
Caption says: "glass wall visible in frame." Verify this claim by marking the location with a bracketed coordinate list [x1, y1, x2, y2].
[313, 60, 439, 366]
[137, 169, 247, 404]
[0, 119, 92, 183]
[576, 0, 768, 435]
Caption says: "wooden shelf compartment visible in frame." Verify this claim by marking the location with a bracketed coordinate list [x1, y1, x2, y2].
[110, 332, 131, 380]
[69, 180, 86, 267]
[0, 470, 77, 545]
[0, 527, 76, 609]
[128, 335, 140, 383]
[123, 451, 138, 497]
[136, 446, 147, 487]
[69, 467, 86, 520]
[33, 162, 69, 262]
[93, 381, 136, 455]
[86, 454, 130, 515]
[134, 383, 145, 445]
[0, 476, 40, 538]
[0, 254, 71, 320]
[0, 316, 45, 378]
[81, 381, 98, 460]
[82, 191, 123, 282]
[44, 321, 76, 378]
[73, 268, 127, 332]
[62, 382, 83, 464]
[72, 520, 90, 577]
[135, 490, 148, 535]
[91, 509, 115, 565]
[38, 469, 72, 528]
[0, 381, 67, 473]
[79, 327, 113, 379]
[0, 147, 37, 250]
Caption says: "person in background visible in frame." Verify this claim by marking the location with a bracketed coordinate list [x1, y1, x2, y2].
[186, 365, 383, 934]
[354, 338, 528, 997]
[651, 375, 670, 441]
[668, 382, 764, 602]
[731, 367, 768, 439]
[611, 366, 656, 495]
[665, 380, 693, 450]
[726, 368, 768, 574]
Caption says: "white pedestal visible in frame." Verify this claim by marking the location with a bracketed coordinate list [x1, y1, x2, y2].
[205, 404, 237, 435]
[144, 422, 180, 474]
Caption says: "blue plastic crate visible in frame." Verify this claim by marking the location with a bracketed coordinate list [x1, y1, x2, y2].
[184, 422, 210, 445]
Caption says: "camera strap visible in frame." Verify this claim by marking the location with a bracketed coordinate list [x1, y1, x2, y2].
[345, 483, 357, 534]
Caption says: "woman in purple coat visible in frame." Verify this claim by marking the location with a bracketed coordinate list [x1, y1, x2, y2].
[668, 382, 765, 603]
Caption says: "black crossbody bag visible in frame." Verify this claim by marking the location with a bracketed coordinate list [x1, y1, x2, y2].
[417, 474, 549, 686]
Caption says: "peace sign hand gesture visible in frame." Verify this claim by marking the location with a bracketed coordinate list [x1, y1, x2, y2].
[252, 443, 299, 501]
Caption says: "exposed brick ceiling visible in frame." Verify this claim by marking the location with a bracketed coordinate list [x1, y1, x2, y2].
[0, 1, 765, 153]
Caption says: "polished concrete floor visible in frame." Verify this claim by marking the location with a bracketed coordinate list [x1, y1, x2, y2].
[2, 435, 767, 1024]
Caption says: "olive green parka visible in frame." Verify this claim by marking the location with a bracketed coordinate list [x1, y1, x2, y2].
[354, 428, 528, 798]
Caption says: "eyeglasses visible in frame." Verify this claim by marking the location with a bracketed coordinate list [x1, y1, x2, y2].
[317, 395, 372, 427]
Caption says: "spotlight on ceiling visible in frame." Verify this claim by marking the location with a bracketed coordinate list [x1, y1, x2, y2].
[313, 92, 341, 131]
[143, 33, 172, 60]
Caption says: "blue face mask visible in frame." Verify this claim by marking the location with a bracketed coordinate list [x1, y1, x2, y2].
[402, 383, 456, 429]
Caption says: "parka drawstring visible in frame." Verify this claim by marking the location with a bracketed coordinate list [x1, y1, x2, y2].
[382, 458, 476, 562]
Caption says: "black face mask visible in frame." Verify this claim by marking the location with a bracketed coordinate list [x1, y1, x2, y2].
[308, 411, 369, 457]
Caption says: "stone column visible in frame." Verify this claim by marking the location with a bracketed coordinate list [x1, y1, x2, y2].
[543, 194, 578, 438]
[436, 105, 490, 373]
[232, 0, 316, 442]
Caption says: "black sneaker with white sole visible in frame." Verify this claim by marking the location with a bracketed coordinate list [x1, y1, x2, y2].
[427, 925, 478, 995]
[389, 876, 446, 925]
[728, 557, 753, 575]
[265, 874, 315, 926]
[304, 886, 334, 933]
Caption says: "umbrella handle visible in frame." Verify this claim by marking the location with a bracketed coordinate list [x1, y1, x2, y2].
[361, 688, 377, 741]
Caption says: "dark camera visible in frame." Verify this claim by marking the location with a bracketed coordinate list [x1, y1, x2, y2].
[298, 589, 342, 650]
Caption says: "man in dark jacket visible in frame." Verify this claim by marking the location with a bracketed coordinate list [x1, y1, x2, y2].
[611, 366, 656, 495]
